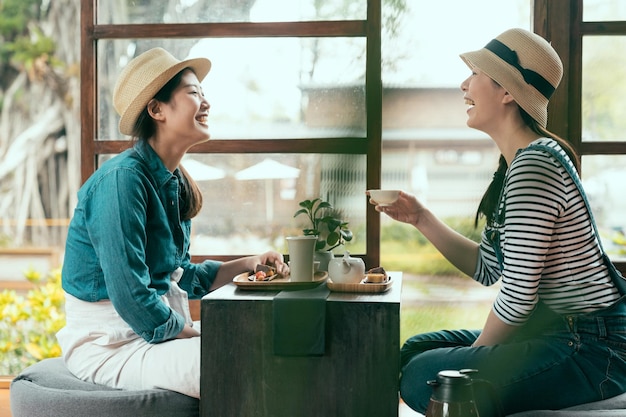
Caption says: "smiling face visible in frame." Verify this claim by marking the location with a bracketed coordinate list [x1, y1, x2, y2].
[460, 67, 509, 134]
[152, 69, 211, 149]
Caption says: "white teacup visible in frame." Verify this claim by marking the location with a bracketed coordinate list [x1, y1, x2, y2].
[367, 189, 400, 206]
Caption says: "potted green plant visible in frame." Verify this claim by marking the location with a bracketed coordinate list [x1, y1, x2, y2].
[293, 197, 353, 271]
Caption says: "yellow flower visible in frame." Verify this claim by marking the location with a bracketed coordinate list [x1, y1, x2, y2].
[26, 343, 44, 360]
[48, 268, 62, 284]
[0, 265, 66, 374]
[0, 289, 17, 307]
[0, 340, 15, 353]
[48, 344, 62, 357]
[23, 267, 42, 283]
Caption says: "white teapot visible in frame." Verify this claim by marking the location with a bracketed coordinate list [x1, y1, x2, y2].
[328, 251, 365, 284]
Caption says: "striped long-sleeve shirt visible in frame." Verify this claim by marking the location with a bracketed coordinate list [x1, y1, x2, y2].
[474, 138, 621, 326]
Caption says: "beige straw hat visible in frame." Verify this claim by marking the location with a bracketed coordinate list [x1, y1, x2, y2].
[113, 47, 212, 135]
[460, 28, 562, 127]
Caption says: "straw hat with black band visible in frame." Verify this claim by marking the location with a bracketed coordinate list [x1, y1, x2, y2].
[460, 28, 562, 128]
[113, 47, 212, 136]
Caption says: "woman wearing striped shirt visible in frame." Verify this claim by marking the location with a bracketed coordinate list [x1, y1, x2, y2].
[369, 29, 626, 415]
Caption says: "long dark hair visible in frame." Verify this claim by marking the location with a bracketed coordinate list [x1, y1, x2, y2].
[475, 109, 581, 227]
[132, 68, 203, 221]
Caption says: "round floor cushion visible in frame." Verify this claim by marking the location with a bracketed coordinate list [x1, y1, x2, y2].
[10, 357, 199, 417]
[508, 393, 626, 417]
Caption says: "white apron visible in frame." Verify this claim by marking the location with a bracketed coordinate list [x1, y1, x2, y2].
[56, 268, 201, 398]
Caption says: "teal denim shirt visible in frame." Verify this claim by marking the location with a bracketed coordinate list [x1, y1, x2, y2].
[62, 141, 221, 343]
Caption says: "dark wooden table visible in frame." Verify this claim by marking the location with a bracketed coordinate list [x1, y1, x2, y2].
[200, 272, 402, 417]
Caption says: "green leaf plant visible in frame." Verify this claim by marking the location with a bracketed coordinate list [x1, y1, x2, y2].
[294, 197, 353, 252]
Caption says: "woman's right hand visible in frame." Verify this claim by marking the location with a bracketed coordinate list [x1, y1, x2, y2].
[368, 189, 479, 276]
[176, 323, 200, 339]
[367, 190, 425, 227]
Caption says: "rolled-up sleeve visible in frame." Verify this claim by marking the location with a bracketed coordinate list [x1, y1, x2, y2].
[178, 256, 222, 299]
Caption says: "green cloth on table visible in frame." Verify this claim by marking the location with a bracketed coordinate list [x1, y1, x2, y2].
[273, 283, 330, 356]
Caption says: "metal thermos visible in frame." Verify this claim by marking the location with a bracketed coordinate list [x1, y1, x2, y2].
[425, 370, 480, 417]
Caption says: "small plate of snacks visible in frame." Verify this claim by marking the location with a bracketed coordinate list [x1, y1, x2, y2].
[233, 264, 328, 290]
[327, 267, 393, 293]
[249, 264, 280, 282]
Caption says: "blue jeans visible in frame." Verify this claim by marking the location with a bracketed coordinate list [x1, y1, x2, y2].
[400, 300, 626, 415]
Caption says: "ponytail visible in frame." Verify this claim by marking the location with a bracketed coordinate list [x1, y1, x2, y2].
[178, 164, 203, 220]
[475, 155, 507, 227]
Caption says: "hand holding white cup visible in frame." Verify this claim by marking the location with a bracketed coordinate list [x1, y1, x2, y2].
[367, 189, 400, 206]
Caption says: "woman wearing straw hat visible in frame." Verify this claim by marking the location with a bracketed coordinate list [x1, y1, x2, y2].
[369, 28, 626, 415]
[57, 48, 288, 399]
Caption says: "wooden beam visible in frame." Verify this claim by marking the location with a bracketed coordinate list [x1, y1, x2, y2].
[93, 21, 367, 39]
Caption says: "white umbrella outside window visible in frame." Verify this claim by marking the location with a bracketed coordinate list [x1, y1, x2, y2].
[181, 158, 226, 181]
[235, 158, 300, 222]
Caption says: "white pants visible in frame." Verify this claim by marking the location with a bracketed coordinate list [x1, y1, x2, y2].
[56, 269, 201, 398]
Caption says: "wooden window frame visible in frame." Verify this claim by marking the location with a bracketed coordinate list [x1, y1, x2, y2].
[80, 0, 382, 266]
[535, 0, 626, 273]
[80, 0, 625, 273]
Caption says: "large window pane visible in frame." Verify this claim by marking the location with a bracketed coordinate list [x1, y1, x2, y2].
[382, 133, 499, 220]
[185, 153, 367, 255]
[97, 38, 367, 140]
[582, 37, 626, 142]
[583, 0, 626, 21]
[582, 155, 626, 260]
[97, 0, 366, 25]
[96, 153, 367, 256]
[382, 0, 530, 88]
[381, 0, 530, 219]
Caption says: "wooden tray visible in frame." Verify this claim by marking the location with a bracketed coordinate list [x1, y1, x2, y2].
[233, 271, 328, 291]
[326, 276, 393, 293]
